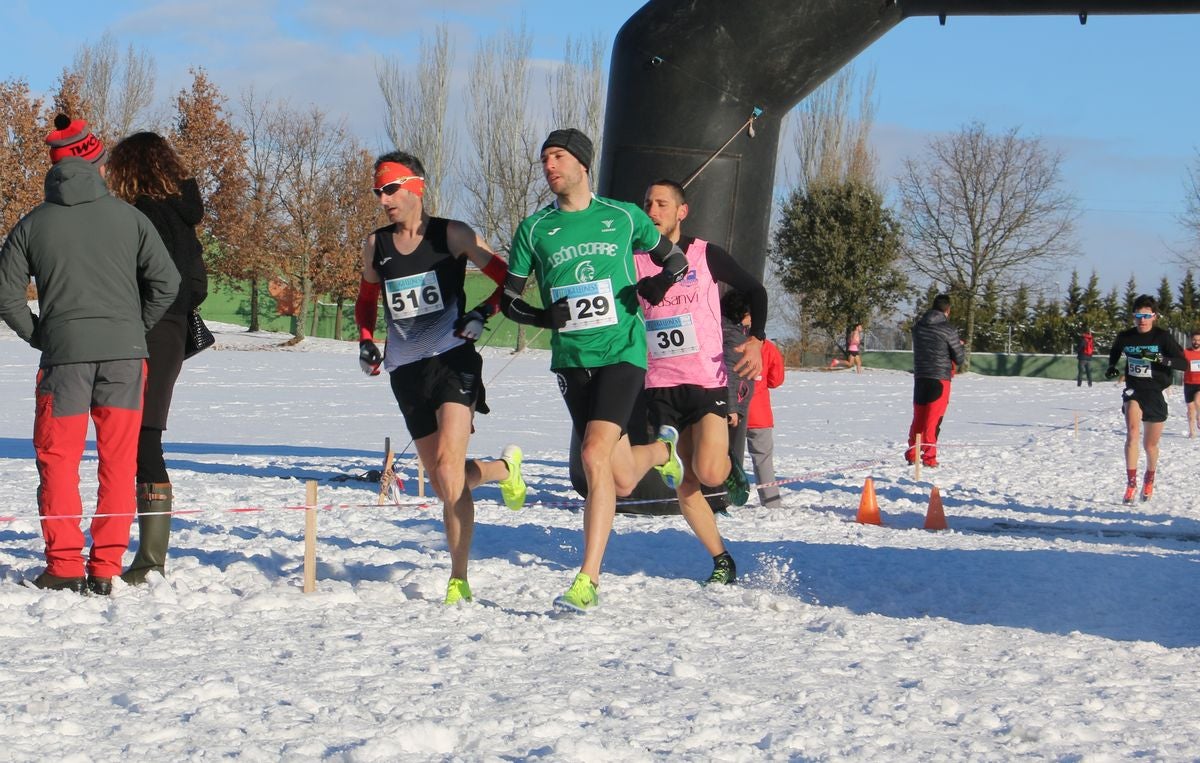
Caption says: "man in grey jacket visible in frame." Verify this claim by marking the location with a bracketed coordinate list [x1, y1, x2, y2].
[905, 294, 966, 467]
[0, 116, 179, 595]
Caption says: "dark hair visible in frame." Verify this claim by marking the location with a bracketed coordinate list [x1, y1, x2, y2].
[1132, 294, 1157, 312]
[647, 178, 686, 204]
[106, 132, 188, 203]
[721, 289, 750, 322]
[375, 150, 426, 177]
[932, 294, 951, 313]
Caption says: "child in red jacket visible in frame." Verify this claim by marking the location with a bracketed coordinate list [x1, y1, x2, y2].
[746, 336, 785, 507]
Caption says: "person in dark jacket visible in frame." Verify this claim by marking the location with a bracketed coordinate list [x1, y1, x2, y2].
[0, 115, 179, 595]
[905, 294, 966, 467]
[719, 289, 757, 477]
[104, 132, 208, 584]
[1104, 295, 1187, 503]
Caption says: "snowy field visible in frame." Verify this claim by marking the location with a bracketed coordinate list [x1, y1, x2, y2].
[2, 321, 1200, 761]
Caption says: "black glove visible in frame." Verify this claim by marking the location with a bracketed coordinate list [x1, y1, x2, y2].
[636, 273, 674, 306]
[454, 309, 487, 341]
[359, 340, 382, 376]
[1104, 366, 1119, 380]
[548, 297, 571, 329]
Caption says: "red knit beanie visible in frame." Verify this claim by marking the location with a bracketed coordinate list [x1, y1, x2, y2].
[45, 114, 108, 165]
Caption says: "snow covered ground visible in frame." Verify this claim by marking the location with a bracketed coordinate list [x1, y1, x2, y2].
[2, 321, 1199, 761]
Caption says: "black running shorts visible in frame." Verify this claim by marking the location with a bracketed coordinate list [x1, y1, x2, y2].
[554, 363, 645, 436]
[389, 343, 486, 440]
[1122, 386, 1167, 424]
[1185, 384, 1200, 405]
[644, 384, 727, 431]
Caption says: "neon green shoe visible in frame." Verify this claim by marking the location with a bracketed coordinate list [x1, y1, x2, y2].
[553, 573, 599, 613]
[498, 444, 527, 511]
[704, 552, 737, 586]
[653, 425, 684, 490]
[444, 577, 473, 605]
[723, 459, 750, 507]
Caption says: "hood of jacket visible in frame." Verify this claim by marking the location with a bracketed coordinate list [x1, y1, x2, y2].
[166, 177, 205, 227]
[43, 157, 109, 207]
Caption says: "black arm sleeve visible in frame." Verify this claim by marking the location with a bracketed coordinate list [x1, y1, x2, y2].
[705, 243, 768, 339]
[646, 234, 688, 282]
[1107, 336, 1124, 370]
[500, 273, 551, 328]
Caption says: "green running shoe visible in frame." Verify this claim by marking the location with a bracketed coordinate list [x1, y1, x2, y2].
[444, 577, 473, 604]
[723, 459, 750, 507]
[653, 425, 684, 490]
[553, 572, 599, 613]
[704, 552, 737, 586]
[499, 444, 527, 510]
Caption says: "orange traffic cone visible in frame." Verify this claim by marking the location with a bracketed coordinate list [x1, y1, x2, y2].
[924, 485, 948, 530]
[856, 477, 882, 525]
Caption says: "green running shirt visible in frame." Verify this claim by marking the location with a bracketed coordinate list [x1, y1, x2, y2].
[509, 195, 662, 370]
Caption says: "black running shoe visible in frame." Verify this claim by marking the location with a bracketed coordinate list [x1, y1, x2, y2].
[704, 552, 737, 585]
[87, 576, 113, 596]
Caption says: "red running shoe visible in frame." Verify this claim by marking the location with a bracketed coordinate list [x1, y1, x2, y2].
[1123, 484, 1137, 504]
[1141, 481, 1154, 502]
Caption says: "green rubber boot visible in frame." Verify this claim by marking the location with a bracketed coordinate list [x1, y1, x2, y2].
[121, 483, 172, 585]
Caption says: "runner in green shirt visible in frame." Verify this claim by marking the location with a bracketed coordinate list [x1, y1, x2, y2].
[502, 128, 689, 612]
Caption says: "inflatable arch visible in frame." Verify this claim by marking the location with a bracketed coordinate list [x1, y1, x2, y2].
[573, 1, 1200, 512]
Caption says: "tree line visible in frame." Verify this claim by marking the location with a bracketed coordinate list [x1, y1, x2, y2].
[1, 27, 602, 341]
[4, 31, 1200, 357]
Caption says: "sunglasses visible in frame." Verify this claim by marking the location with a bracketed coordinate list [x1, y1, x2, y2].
[1133, 312, 1155, 320]
[372, 178, 422, 197]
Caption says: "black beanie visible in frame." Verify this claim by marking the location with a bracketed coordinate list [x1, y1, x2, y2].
[541, 128, 593, 170]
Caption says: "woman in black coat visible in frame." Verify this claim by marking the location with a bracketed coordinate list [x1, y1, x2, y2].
[106, 132, 208, 584]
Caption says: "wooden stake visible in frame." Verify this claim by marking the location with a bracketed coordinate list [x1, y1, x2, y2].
[914, 434, 922, 481]
[418, 457, 426, 498]
[303, 480, 317, 593]
[1074, 412, 1079, 439]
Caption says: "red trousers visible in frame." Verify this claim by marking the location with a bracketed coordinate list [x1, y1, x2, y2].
[906, 378, 951, 466]
[35, 360, 145, 578]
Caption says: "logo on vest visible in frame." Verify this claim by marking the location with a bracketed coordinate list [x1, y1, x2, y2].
[574, 260, 596, 283]
[547, 241, 619, 268]
[601, 219, 616, 233]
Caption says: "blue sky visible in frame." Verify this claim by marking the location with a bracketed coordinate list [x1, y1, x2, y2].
[2, 1, 1197, 296]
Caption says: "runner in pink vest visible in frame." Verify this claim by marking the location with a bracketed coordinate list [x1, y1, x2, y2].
[634, 179, 768, 585]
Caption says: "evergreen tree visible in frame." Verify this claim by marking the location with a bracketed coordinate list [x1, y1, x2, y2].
[771, 180, 907, 345]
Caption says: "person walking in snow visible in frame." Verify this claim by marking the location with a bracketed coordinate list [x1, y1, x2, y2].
[0, 115, 179, 595]
[905, 294, 966, 468]
[355, 150, 527, 605]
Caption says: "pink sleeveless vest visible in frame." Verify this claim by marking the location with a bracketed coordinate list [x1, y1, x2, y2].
[634, 238, 726, 389]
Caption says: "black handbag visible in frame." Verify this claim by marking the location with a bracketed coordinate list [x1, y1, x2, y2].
[184, 309, 215, 359]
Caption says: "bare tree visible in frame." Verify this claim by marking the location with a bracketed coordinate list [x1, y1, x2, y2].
[774, 65, 886, 351]
[311, 143, 379, 339]
[464, 23, 545, 250]
[1183, 152, 1200, 263]
[897, 122, 1078, 366]
[788, 65, 877, 195]
[377, 24, 455, 216]
[464, 24, 547, 351]
[271, 105, 351, 340]
[224, 89, 289, 332]
[549, 33, 605, 185]
[68, 33, 156, 141]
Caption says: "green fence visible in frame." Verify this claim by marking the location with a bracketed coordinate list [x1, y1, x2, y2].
[199, 274, 551, 350]
[863, 350, 1114, 381]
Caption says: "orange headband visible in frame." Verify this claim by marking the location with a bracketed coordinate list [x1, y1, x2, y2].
[374, 162, 425, 196]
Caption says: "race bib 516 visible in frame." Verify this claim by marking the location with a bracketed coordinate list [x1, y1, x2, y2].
[385, 271, 444, 320]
